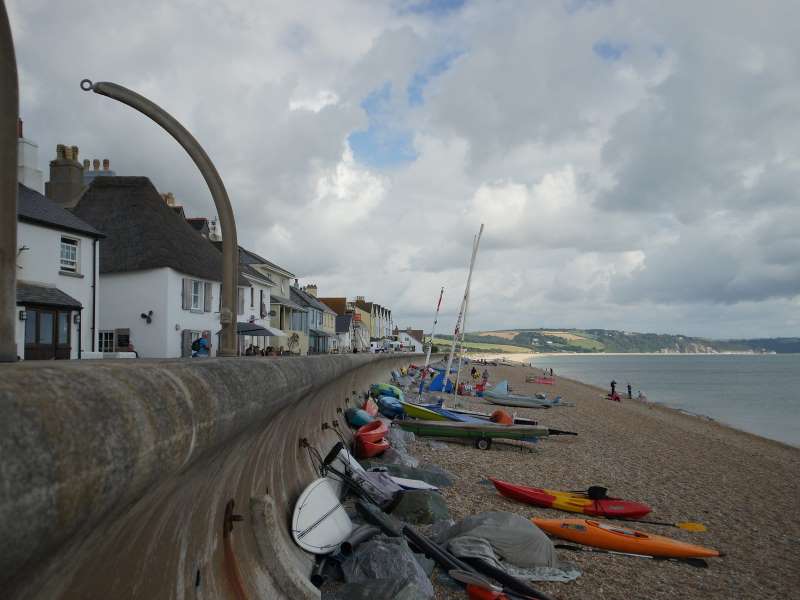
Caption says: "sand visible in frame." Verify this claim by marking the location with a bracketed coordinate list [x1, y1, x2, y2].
[407, 359, 800, 600]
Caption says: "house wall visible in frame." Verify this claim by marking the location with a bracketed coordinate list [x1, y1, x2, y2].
[15, 221, 99, 359]
[99, 269, 171, 358]
[398, 332, 424, 352]
[241, 279, 272, 350]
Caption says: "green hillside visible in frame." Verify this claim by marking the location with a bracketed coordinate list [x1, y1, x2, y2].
[435, 329, 797, 354]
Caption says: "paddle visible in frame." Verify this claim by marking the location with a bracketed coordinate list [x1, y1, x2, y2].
[546, 428, 578, 436]
[554, 543, 709, 568]
[568, 486, 707, 532]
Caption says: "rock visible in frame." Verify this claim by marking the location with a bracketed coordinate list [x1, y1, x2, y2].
[389, 490, 450, 524]
[340, 536, 434, 599]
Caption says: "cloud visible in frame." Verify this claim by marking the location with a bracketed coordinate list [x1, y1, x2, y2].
[9, 0, 800, 339]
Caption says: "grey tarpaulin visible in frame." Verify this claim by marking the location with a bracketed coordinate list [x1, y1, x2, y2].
[341, 535, 435, 599]
[437, 512, 581, 582]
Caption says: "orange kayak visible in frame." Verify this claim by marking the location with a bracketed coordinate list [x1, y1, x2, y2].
[533, 518, 720, 558]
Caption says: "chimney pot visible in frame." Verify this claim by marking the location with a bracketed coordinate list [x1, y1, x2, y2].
[71, 146, 79, 161]
[56, 144, 65, 159]
[103, 158, 110, 171]
[93, 159, 100, 171]
[83, 159, 90, 169]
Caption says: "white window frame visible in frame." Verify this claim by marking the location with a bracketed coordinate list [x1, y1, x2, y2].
[98, 330, 115, 352]
[60, 237, 79, 273]
[191, 280, 203, 311]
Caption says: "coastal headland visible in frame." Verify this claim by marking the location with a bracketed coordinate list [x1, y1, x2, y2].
[416, 357, 800, 599]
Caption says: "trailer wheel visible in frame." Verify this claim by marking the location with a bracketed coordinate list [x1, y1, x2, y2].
[475, 437, 492, 450]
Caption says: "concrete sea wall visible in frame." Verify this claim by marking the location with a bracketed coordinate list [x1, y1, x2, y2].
[0, 354, 414, 599]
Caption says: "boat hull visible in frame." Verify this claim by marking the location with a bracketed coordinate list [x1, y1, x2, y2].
[397, 420, 549, 440]
[491, 479, 651, 519]
[532, 518, 720, 558]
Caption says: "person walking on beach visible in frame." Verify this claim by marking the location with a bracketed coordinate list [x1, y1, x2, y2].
[610, 379, 617, 396]
[627, 383, 632, 399]
[482, 368, 489, 384]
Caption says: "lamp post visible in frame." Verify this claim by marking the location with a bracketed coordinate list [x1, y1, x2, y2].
[80, 79, 239, 356]
[0, 0, 18, 362]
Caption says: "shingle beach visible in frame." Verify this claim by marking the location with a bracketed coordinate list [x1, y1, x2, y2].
[408, 357, 800, 600]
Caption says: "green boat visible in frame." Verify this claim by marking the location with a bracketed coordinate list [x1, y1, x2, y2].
[396, 419, 550, 450]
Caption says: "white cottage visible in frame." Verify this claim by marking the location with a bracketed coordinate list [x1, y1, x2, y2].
[14, 184, 104, 360]
[72, 176, 252, 358]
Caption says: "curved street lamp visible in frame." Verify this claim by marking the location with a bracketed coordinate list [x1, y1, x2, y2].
[0, 0, 18, 362]
[80, 79, 239, 357]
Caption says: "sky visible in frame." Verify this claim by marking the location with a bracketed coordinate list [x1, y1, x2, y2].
[8, 0, 800, 339]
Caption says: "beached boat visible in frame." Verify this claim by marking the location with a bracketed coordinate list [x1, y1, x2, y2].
[377, 395, 404, 419]
[354, 436, 389, 459]
[345, 408, 373, 428]
[532, 518, 720, 559]
[400, 400, 450, 421]
[396, 419, 550, 449]
[362, 397, 379, 416]
[355, 420, 388, 443]
[490, 479, 651, 519]
[483, 381, 563, 408]
[370, 383, 404, 401]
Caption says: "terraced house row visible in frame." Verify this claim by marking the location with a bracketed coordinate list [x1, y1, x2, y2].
[12, 120, 396, 359]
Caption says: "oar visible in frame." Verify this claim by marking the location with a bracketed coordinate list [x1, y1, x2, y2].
[612, 517, 707, 532]
[554, 544, 709, 568]
[546, 428, 578, 436]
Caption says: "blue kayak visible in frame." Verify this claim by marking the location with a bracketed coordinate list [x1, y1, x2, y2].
[377, 395, 404, 419]
[345, 407, 374, 428]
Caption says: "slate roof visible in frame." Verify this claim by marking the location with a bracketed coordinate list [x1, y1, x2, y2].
[238, 246, 294, 278]
[291, 286, 337, 315]
[17, 184, 103, 238]
[73, 177, 247, 285]
[211, 243, 277, 287]
[17, 281, 82, 309]
[271, 293, 306, 311]
[335, 314, 353, 334]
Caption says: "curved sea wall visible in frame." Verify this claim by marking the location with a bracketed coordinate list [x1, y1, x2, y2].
[0, 354, 414, 599]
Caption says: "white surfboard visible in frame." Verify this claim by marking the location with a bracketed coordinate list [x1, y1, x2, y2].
[291, 478, 353, 554]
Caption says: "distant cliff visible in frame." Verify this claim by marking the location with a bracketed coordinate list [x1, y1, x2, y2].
[436, 329, 800, 354]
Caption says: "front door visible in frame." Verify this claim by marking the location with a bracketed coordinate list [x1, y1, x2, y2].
[24, 308, 72, 360]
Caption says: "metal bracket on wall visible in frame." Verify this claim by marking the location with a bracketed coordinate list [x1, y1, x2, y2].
[223, 499, 244, 538]
[321, 422, 330, 431]
[299, 437, 310, 449]
[336, 407, 343, 414]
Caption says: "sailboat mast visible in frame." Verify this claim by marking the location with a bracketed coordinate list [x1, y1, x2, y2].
[443, 224, 484, 390]
[417, 287, 445, 399]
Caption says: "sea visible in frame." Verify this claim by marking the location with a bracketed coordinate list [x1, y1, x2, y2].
[528, 354, 800, 448]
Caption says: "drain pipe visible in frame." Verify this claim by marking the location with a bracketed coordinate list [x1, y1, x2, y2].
[0, 1, 18, 362]
[79, 79, 239, 357]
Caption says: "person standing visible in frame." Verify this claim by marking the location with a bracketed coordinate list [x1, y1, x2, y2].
[627, 383, 632, 399]
[482, 368, 490, 384]
[610, 379, 617, 396]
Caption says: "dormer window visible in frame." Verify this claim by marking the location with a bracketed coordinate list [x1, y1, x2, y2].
[60, 237, 78, 272]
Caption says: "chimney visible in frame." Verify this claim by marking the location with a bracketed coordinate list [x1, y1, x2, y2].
[305, 284, 318, 297]
[93, 158, 100, 171]
[356, 295, 365, 302]
[83, 159, 90, 170]
[45, 143, 85, 208]
[17, 118, 22, 138]
[294, 278, 299, 288]
[103, 158, 110, 171]
[162, 192, 176, 206]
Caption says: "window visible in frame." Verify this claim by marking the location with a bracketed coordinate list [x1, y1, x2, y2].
[60, 237, 78, 272]
[98, 331, 115, 352]
[57, 312, 70, 346]
[191, 280, 203, 310]
[25, 309, 37, 343]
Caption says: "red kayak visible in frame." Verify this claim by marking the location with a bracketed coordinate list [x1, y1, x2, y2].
[354, 436, 389, 458]
[362, 397, 379, 416]
[491, 479, 651, 519]
[355, 420, 388, 443]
